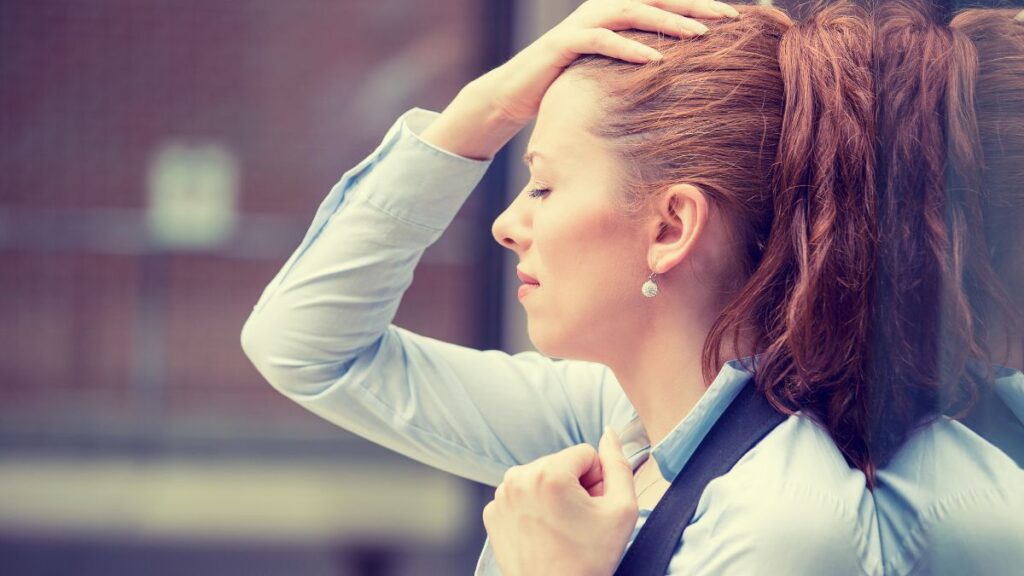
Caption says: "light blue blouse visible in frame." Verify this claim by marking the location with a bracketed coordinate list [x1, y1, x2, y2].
[241, 107, 886, 575]
[873, 367, 1024, 576]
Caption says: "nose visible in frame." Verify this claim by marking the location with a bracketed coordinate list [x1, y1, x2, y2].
[491, 192, 531, 254]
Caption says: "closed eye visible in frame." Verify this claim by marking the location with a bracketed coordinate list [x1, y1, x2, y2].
[527, 187, 551, 199]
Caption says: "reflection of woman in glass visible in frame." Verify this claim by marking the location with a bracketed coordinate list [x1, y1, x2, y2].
[867, 6, 1024, 575]
[241, 1, 879, 573]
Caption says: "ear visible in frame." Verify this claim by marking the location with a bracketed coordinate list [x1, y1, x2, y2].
[646, 183, 710, 274]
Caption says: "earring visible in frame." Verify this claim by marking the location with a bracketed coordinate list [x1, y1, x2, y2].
[641, 271, 659, 298]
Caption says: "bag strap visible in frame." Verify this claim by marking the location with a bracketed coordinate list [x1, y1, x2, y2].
[613, 382, 786, 576]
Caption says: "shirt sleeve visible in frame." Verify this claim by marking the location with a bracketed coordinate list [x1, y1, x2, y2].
[240, 108, 633, 486]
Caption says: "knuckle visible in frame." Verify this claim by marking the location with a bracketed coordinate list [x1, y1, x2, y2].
[482, 501, 495, 527]
[500, 469, 526, 499]
[568, 1, 599, 25]
[504, 481, 521, 499]
[592, 29, 615, 51]
[501, 464, 522, 484]
[535, 32, 558, 53]
[578, 29, 597, 51]
[533, 466, 555, 489]
[552, 29, 577, 54]
[535, 464, 569, 491]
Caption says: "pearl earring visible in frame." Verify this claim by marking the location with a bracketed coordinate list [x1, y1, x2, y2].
[641, 271, 659, 298]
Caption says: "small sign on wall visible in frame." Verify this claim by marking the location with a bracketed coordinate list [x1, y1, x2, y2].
[146, 142, 239, 250]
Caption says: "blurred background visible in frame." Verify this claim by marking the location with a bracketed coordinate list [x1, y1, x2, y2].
[0, 0, 573, 574]
[0, 0, 1000, 575]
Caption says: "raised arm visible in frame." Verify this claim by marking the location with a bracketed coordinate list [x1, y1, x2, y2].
[242, 0, 736, 486]
[240, 105, 632, 485]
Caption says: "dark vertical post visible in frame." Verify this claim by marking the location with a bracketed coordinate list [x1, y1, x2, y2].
[476, 0, 515, 352]
[466, 0, 516, 572]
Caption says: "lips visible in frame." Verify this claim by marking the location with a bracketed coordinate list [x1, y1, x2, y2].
[518, 283, 539, 300]
[516, 269, 539, 285]
[516, 268, 540, 301]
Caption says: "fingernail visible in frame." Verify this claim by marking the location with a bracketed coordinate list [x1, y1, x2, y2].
[685, 21, 710, 35]
[604, 426, 620, 446]
[644, 47, 664, 62]
[712, 2, 740, 18]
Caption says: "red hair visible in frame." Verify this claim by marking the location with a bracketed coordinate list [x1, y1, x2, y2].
[567, 3, 878, 478]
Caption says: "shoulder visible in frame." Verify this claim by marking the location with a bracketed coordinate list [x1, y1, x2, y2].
[669, 414, 880, 576]
[876, 417, 1024, 576]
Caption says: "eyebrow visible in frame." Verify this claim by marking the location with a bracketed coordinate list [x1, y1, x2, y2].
[521, 151, 545, 167]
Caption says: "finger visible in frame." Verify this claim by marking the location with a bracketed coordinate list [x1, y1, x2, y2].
[501, 464, 523, 486]
[644, 0, 740, 19]
[552, 443, 602, 484]
[598, 426, 637, 502]
[563, 28, 664, 64]
[606, 1, 710, 37]
[482, 500, 497, 533]
[577, 448, 604, 493]
[586, 479, 605, 498]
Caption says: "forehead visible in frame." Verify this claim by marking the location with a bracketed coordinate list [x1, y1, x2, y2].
[526, 74, 609, 172]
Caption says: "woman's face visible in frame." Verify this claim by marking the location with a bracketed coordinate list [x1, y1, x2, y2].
[491, 73, 651, 361]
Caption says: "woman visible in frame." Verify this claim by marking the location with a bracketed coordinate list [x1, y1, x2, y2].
[241, 1, 879, 574]
[485, 3, 1024, 575]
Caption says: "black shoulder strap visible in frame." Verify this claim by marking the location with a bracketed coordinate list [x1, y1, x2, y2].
[613, 382, 787, 576]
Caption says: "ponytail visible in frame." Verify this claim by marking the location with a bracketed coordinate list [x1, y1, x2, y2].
[569, 2, 884, 481]
[704, 1, 878, 480]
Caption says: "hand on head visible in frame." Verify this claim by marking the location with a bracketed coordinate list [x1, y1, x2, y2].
[420, 0, 738, 160]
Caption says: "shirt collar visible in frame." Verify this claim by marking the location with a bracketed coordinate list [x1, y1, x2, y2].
[614, 357, 756, 482]
[992, 364, 1024, 424]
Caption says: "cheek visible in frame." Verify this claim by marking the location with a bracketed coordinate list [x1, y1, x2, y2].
[533, 210, 601, 276]
[526, 206, 646, 358]
[534, 208, 641, 302]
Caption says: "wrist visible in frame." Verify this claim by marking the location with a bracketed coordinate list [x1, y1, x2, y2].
[419, 80, 526, 161]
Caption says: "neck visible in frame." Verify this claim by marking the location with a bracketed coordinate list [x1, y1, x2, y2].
[605, 291, 728, 448]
